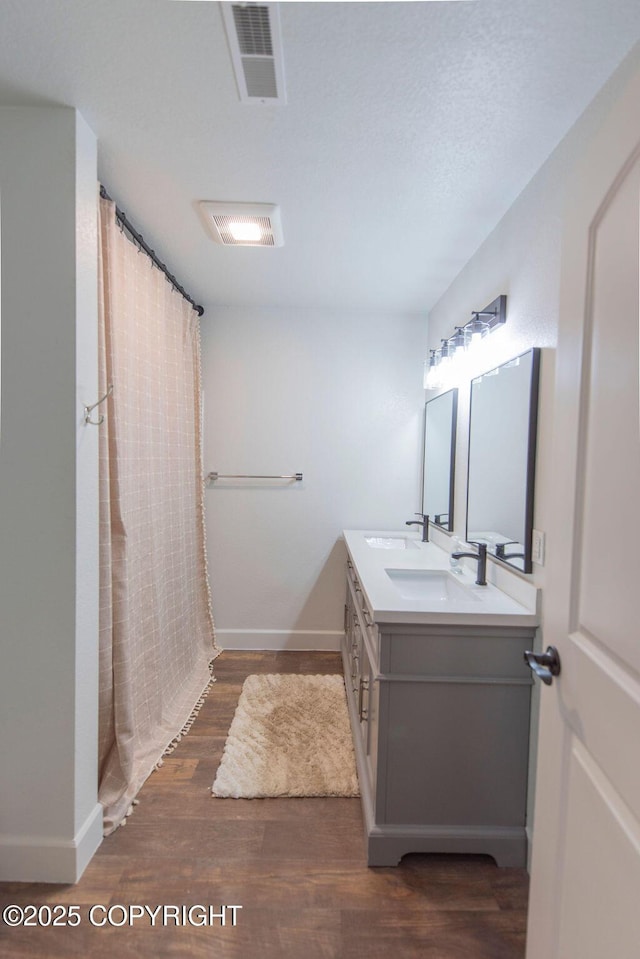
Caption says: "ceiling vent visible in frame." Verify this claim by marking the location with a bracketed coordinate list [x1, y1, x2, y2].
[198, 201, 284, 247]
[220, 2, 286, 105]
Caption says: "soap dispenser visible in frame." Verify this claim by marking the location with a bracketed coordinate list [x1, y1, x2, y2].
[450, 536, 463, 573]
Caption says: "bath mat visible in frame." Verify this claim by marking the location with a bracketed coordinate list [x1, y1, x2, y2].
[212, 673, 359, 798]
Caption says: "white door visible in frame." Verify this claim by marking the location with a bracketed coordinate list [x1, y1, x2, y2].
[525, 69, 640, 958]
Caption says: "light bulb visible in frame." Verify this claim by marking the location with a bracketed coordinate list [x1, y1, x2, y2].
[229, 221, 262, 242]
[424, 350, 442, 389]
[467, 315, 489, 353]
[450, 327, 467, 358]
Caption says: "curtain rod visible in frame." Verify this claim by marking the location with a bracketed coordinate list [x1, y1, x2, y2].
[99, 185, 204, 316]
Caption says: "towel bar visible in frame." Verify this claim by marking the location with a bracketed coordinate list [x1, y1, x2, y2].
[207, 472, 303, 482]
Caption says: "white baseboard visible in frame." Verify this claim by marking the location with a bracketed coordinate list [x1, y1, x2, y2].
[215, 629, 343, 651]
[0, 802, 103, 884]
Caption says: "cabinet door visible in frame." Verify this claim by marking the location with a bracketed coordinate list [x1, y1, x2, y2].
[344, 590, 358, 689]
[358, 639, 379, 791]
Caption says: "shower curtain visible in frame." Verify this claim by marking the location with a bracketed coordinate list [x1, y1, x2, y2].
[97, 196, 217, 834]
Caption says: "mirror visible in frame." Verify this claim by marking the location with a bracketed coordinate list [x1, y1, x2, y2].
[422, 388, 457, 532]
[466, 348, 540, 572]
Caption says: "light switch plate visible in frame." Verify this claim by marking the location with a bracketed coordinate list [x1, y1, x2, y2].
[532, 529, 545, 566]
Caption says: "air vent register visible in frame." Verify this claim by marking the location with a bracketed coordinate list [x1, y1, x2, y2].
[221, 2, 286, 104]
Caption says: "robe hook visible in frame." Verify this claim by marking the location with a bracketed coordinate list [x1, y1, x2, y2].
[84, 384, 113, 426]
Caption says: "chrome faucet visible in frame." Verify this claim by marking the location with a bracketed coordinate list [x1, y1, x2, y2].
[405, 513, 430, 542]
[451, 542, 488, 585]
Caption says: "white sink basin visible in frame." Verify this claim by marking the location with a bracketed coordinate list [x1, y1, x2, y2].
[385, 568, 480, 603]
[365, 536, 420, 550]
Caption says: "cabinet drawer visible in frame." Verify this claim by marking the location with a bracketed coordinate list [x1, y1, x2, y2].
[346, 561, 379, 664]
[383, 625, 533, 680]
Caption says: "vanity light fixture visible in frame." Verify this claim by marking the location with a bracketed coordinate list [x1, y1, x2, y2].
[424, 294, 507, 390]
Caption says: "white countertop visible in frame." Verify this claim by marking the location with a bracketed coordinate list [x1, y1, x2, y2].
[343, 529, 539, 627]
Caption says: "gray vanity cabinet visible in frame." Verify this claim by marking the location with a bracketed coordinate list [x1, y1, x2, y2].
[343, 559, 535, 868]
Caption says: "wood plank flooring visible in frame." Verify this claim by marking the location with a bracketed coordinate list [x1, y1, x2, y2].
[0, 651, 529, 958]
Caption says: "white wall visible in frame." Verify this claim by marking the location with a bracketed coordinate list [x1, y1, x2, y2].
[201, 306, 426, 649]
[0, 107, 102, 882]
[425, 42, 640, 855]
[426, 42, 640, 585]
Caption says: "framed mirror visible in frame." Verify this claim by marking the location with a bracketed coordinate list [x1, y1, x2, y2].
[466, 348, 540, 572]
[422, 388, 457, 532]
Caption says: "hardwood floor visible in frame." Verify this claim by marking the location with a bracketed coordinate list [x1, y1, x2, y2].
[0, 651, 529, 958]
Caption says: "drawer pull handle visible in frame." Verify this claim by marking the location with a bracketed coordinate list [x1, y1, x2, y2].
[358, 677, 369, 720]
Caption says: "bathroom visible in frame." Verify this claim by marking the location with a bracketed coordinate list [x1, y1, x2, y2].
[1, 3, 639, 958]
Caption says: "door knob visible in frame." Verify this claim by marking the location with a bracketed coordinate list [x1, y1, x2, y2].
[524, 646, 561, 685]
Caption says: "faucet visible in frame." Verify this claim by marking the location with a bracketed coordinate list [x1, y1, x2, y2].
[451, 541, 488, 585]
[496, 541, 526, 562]
[405, 513, 430, 542]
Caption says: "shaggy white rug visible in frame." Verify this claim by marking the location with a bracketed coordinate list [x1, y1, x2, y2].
[212, 673, 359, 798]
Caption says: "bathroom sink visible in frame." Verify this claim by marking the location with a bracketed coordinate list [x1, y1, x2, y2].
[365, 536, 420, 550]
[385, 568, 480, 602]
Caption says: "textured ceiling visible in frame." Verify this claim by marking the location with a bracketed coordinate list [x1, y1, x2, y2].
[1, 0, 639, 316]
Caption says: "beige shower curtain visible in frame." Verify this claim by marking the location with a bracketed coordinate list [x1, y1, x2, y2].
[98, 196, 217, 834]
